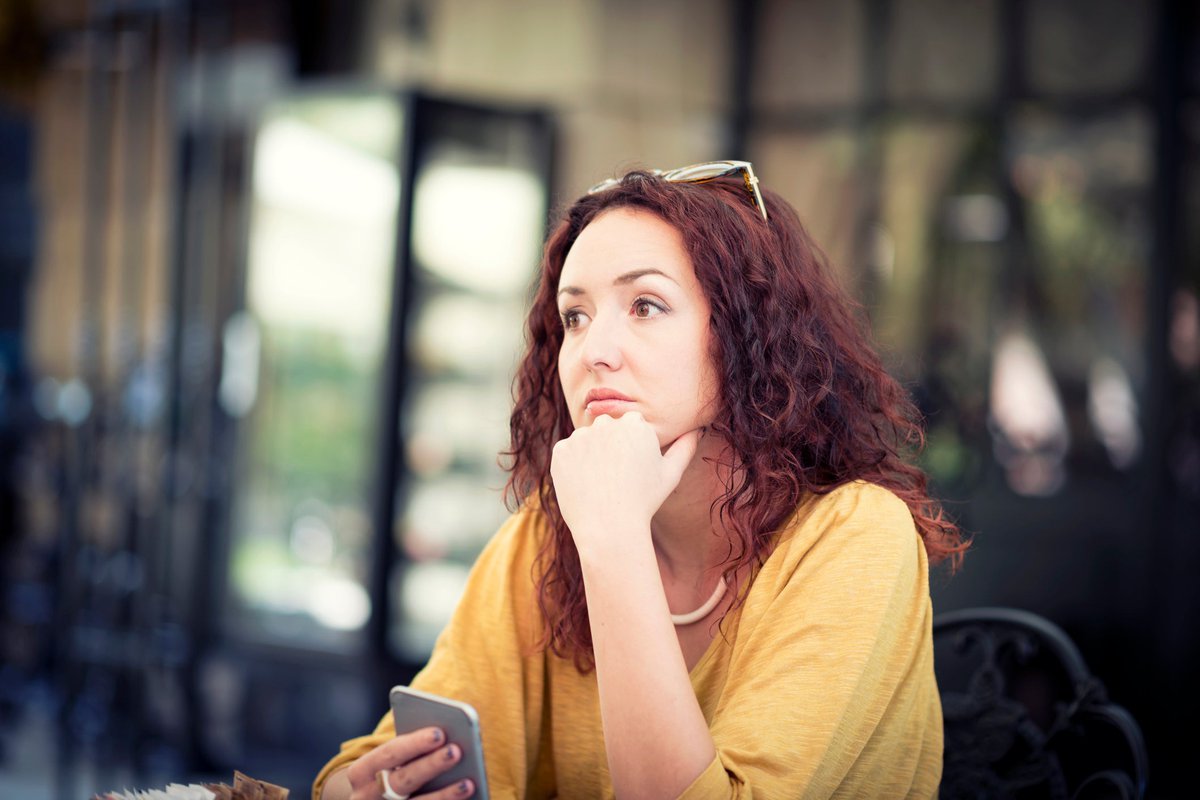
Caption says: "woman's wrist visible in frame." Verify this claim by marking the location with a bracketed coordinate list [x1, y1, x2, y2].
[571, 519, 654, 568]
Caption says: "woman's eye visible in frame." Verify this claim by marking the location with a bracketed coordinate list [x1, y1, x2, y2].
[560, 309, 585, 330]
[632, 298, 666, 319]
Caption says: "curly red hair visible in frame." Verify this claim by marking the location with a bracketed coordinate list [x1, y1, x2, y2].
[504, 170, 968, 669]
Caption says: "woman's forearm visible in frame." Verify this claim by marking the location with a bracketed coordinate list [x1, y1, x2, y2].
[579, 529, 716, 798]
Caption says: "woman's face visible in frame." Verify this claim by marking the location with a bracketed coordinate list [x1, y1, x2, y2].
[556, 207, 720, 447]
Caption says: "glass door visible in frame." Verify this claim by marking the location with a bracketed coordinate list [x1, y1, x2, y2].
[222, 90, 404, 652]
[389, 99, 553, 662]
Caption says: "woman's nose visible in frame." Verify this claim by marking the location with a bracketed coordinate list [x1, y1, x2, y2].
[579, 312, 623, 371]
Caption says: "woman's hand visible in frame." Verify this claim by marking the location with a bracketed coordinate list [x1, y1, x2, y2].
[334, 726, 474, 800]
[550, 412, 700, 559]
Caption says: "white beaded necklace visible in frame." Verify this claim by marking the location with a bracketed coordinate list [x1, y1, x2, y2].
[670, 577, 728, 626]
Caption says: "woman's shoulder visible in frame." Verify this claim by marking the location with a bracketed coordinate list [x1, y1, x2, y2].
[440, 502, 548, 629]
[815, 479, 910, 519]
[497, 498, 550, 541]
[769, 481, 919, 570]
[473, 500, 550, 573]
[785, 479, 911, 528]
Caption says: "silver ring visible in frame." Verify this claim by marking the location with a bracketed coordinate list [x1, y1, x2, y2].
[378, 769, 410, 800]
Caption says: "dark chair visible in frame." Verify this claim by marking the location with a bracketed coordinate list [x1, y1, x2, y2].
[933, 607, 1148, 800]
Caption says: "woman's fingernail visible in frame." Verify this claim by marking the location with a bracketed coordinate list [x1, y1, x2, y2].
[445, 743, 459, 761]
[430, 727, 443, 743]
[458, 780, 472, 795]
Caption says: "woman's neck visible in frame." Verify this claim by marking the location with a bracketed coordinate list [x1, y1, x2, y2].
[650, 431, 735, 580]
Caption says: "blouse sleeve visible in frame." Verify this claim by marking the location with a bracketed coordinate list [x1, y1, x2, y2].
[680, 483, 942, 799]
[311, 510, 549, 800]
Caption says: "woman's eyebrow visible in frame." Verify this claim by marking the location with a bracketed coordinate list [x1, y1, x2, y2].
[557, 268, 679, 297]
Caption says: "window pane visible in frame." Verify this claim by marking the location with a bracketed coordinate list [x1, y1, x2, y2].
[875, 121, 994, 362]
[886, 0, 999, 104]
[874, 120, 1002, 492]
[1184, 101, 1200, 303]
[1174, 100, 1200, 383]
[1027, 0, 1150, 95]
[389, 111, 550, 663]
[1003, 107, 1152, 489]
[753, 0, 864, 110]
[224, 94, 404, 649]
[751, 127, 864, 284]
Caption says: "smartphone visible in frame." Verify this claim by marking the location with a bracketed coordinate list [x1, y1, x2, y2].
[389, 685, 490, 799]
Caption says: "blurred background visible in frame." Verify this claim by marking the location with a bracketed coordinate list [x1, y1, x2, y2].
[0, 0, 1197, 797]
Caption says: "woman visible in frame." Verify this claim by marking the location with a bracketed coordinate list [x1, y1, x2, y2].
[314, 162, 967, 799]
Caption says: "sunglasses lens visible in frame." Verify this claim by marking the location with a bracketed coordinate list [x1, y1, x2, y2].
[662, 163, 736, 182]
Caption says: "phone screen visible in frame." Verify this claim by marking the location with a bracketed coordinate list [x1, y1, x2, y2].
[389, 686, 490, 800]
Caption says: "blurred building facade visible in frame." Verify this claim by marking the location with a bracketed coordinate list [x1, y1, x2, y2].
[1, 0, 1198, 797]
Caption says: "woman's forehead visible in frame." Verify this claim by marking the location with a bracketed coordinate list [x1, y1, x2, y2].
[559, 208, 693, 286]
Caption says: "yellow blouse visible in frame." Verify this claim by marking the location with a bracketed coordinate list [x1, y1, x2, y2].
[313, 481, 942, 798]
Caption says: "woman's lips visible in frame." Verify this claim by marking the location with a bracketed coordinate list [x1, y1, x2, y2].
[584, 389, 634, 416]
[585, 398, 634, 416]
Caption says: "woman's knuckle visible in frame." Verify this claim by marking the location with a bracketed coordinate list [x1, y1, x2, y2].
[398, 750, 442, 791]
[345, 758, 372, 785]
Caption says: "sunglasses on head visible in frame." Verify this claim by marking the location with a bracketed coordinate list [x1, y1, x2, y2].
[587, 160, 768, 223]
